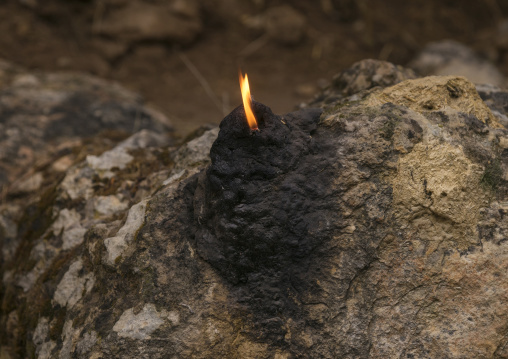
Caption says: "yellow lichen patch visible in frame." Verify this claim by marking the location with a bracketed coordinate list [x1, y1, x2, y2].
[367, 76, 502, 128]
[392, 141, 488, 249]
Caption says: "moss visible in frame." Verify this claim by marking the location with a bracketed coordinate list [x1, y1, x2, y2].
[72, 313, 86, 329]
[0, 225, 5, 253]
[25, 341, 36, 359]
[49, 308, 67, 340]
[481, 158, 503, 190]
[72, 130, 129, 164]
[156, 148, 174, 167]
[180, 125, 213, 144]
[114, 255, 123, 265]
[7, 185, 58, 272]
[17, 293, 51, 358]
[93, 147, 174, 198]
[134, 201, 150, 242]
[322, 100, 361, 117]
[0, 284, 18, 315]
[380, 118, 397, 140]
[141, 267, 157, 302]
[39, 247, 79, 284]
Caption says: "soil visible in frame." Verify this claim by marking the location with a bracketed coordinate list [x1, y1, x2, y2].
[0, 0, 507, 138]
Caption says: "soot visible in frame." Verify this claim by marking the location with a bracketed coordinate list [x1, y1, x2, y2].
[194, 101, 337, 285]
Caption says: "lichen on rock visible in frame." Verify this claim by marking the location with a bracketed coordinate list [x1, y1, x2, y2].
[53, 258, 95, 308]
[392, 141, 488, 248]
[366, 75, 500, 128]
[113, 303, 178, 340]
[103, 199, 147, 266]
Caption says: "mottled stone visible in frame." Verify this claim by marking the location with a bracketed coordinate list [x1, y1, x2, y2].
[93, 195, 129, 216]
[113, 303, 178, 340]
[308, 59, 417, 108]
[0, 59, 172, 192]
[53, 259, 95, 308]
[1, 61, 507, 359]
[86, 150, 134, 172]
[103, 200, 147, 265]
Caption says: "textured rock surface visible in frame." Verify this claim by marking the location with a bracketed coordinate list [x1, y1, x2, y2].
[409, 40, 506, 87]
[94, 0, 202, 45]
[307, 59, 417, 107]
[0, 59, 172, 194]
[1, 60, 508, 358]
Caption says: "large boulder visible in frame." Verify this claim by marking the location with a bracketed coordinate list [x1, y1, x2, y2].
[1, 60, 508, 358]
[0, 59, 172, 193]
[409, 40, 506, 87]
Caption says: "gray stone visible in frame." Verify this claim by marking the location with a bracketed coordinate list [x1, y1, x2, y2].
[0, 59, 172, 192]
[53, 259, 95, 308]
[93, 195, 129, 216]
[307, 59, 417, 107]
[112, 303, 176, 340]
[103, 200, 147, 266]
[409, 40, 506, 87]
[76, 331, 98, 356]
[477, 83, 508, 129]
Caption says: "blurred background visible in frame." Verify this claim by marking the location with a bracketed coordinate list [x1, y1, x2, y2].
[1, 0, 508, 137]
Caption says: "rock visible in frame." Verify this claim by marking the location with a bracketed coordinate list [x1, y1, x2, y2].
[53, 259, 95, 308]
[265, 5, 307, 45]
[409, 40, 506, 87]
[496, 18, 508, 50]
[95, 0, 202, 45]
[112, 303, 178, 340]
[18, 0, 37, 8]
[1, 61, 508, 358]
[320, 0, 358, 21]
[91, 38, 128, 62]
[294, 83, 318, 98]
[477, 83, 508, 129]
[307, 59, 417, 107]
[242, 5, 307, 46]
[0, 59, 172, 193]
[9, 172, 43, 194]
[364, 75, 500, 128]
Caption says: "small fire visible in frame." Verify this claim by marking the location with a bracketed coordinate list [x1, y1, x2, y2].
[239, 71, 258, 130]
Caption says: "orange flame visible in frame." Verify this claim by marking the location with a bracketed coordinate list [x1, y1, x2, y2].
[239, 71, 258, 130]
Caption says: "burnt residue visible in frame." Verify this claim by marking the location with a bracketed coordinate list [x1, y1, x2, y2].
[195, 102, 333, 282]
[187, 101, 415, 355]
[193, 101, 350, 345]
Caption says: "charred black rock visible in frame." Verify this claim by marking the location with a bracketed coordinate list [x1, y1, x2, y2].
[194, 102, 335, 284]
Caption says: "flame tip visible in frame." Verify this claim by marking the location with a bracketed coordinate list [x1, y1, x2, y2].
[239, 71, 258, 130]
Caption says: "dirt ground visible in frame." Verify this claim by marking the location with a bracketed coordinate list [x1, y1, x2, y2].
[1, 0, 508, 138]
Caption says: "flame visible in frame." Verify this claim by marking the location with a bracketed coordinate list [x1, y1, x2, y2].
[239, 71, 258, 130]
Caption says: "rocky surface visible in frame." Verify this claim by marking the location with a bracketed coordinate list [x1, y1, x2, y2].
[1, 59, 508, 358]
[242, 5, 307, 46]
[307, 59, 417, 108]
[0, 59, 172, 194]
[409, 40, 506, 87]
[93, 0, 202, 46]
